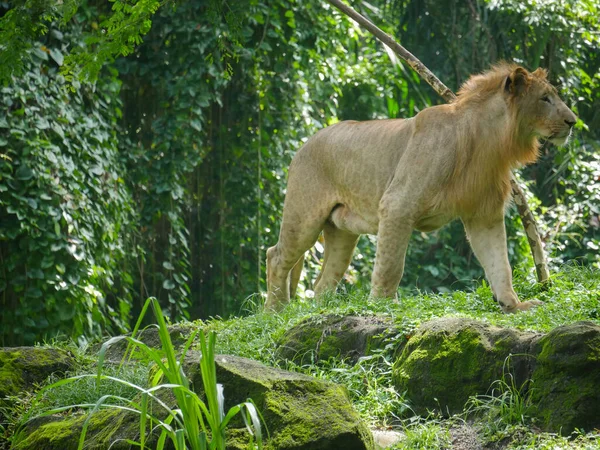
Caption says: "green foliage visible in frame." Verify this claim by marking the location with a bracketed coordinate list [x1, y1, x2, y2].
[0, 0, 599, 341]
[392, 421, 452, 450]
[0, 0, 166, 84]
[0, 0, 77, 82]
[0, 21, 134, 345]
[63, 0, 164, 83]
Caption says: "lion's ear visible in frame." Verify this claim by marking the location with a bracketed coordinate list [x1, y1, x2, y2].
[505, 67, 530, 96]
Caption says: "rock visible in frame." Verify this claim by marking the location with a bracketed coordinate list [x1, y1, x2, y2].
[0, 347, 74, 398]
[450, 424, 483, 450]
[371, 428, 404, 448]
[275, 315, 392, 365]
[190, 353, 375, 450]
[12, 409, 140, 450]
[392, 317, 540, 415]
[530, 321, 600, 433]
[13, 352, 374, 450]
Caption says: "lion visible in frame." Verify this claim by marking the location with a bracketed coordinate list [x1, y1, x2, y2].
[266, 63, 577, 313]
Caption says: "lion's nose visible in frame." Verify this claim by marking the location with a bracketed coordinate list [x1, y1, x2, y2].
[565, 119, 576, 128]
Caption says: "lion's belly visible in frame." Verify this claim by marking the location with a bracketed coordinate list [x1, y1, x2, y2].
[414, 213, 455, 232]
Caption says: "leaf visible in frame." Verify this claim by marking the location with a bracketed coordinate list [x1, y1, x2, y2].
[15, 165, 34, 180]
[25, 287, 43, 298]
[162, 279, 175, 290]
[50, 48, 64, 66]
[29, 268, 44, 279]
[90, 165, 104, 175]
[162, 261, 174, 270]
[51, 30, 64, 40]
[32, 47, 49, 61]
[190, 120, 202, 131]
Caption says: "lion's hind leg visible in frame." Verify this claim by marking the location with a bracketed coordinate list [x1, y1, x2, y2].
[265, 214, 327, 311]
[289, 253, 305, 300]
[314, 222, 359, 297]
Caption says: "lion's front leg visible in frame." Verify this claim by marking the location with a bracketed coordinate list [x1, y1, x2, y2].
[370, 217, 413, 299]
[463, 216, 543, 313]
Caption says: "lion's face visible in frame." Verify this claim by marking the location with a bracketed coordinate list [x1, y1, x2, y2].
[508, 67, 578, 146]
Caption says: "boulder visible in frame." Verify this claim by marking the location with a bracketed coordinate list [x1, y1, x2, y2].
[392, 317, 540, 415]
[275, 315, 392, 365]
[530, 321, 600, 433]
[191, 353, 375, 450]
[94, 323, 198, 363]
[12, 409, 140, 450]
[0, 347, 74, 398]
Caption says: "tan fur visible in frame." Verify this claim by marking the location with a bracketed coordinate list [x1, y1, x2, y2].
[266, 64, 577, 313]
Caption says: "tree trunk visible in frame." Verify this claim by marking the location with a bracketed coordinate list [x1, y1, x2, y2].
[326, 0, 550, 283]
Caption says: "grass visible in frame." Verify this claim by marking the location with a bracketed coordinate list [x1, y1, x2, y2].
[393, 420, 452, 450]
[7, 265, 600, 449]
[207, 263, 600, 363]
[203, 264, 599, 449]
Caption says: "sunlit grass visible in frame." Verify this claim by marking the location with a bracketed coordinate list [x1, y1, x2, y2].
[204, 265, 599, 449]
[10, 266, 599, 449]
[208, 264, 599, 364]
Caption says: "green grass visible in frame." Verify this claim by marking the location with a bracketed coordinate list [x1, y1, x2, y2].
[391, 420, 452, 449]
[8, 266, 600, 449]
[208, 264, 599, 362]
[203, 265, 600, 449]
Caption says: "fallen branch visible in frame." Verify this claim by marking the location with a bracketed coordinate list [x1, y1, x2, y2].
[325, 0, 550, 283]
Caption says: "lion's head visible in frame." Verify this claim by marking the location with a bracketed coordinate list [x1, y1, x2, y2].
[505, 66, 578, 146]
[458, 63, 578, 148]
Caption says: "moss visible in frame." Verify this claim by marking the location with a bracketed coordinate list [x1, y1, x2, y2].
[265, 381, 374, 450]
[530, 321, 600, 433]
[0, 349, 22, 397]
[0, 347, 73, 398]
[13, 407, 146, 450]
[189, 353, 374, 450]
[392, 318, 537, 415]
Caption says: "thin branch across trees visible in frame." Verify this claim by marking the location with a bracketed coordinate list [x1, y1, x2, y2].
[325, 0, 550, 283]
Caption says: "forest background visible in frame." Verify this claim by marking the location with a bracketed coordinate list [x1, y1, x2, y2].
[0, 0, 598, 345]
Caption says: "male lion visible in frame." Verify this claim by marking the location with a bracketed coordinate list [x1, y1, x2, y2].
[266, 63, 577, 313]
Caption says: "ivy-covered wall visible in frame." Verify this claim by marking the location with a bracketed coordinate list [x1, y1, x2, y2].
[0, 24, 134, 345]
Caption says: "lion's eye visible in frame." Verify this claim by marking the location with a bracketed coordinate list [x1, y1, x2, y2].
[541, 95, 551, 103]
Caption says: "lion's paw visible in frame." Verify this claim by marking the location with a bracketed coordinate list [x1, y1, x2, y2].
[514, 299, 544, 312]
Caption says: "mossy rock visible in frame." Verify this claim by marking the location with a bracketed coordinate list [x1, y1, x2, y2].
[0, 347, 74, 398]
[392, 318, 539, 415]
[188, 353, 375, 450]
[530, 321, 600, 433]
[275, 315, 392, 365]
[12, 408, 141, 450]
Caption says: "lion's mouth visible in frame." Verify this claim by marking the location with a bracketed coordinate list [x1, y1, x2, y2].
[547, 129, 572, 146]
